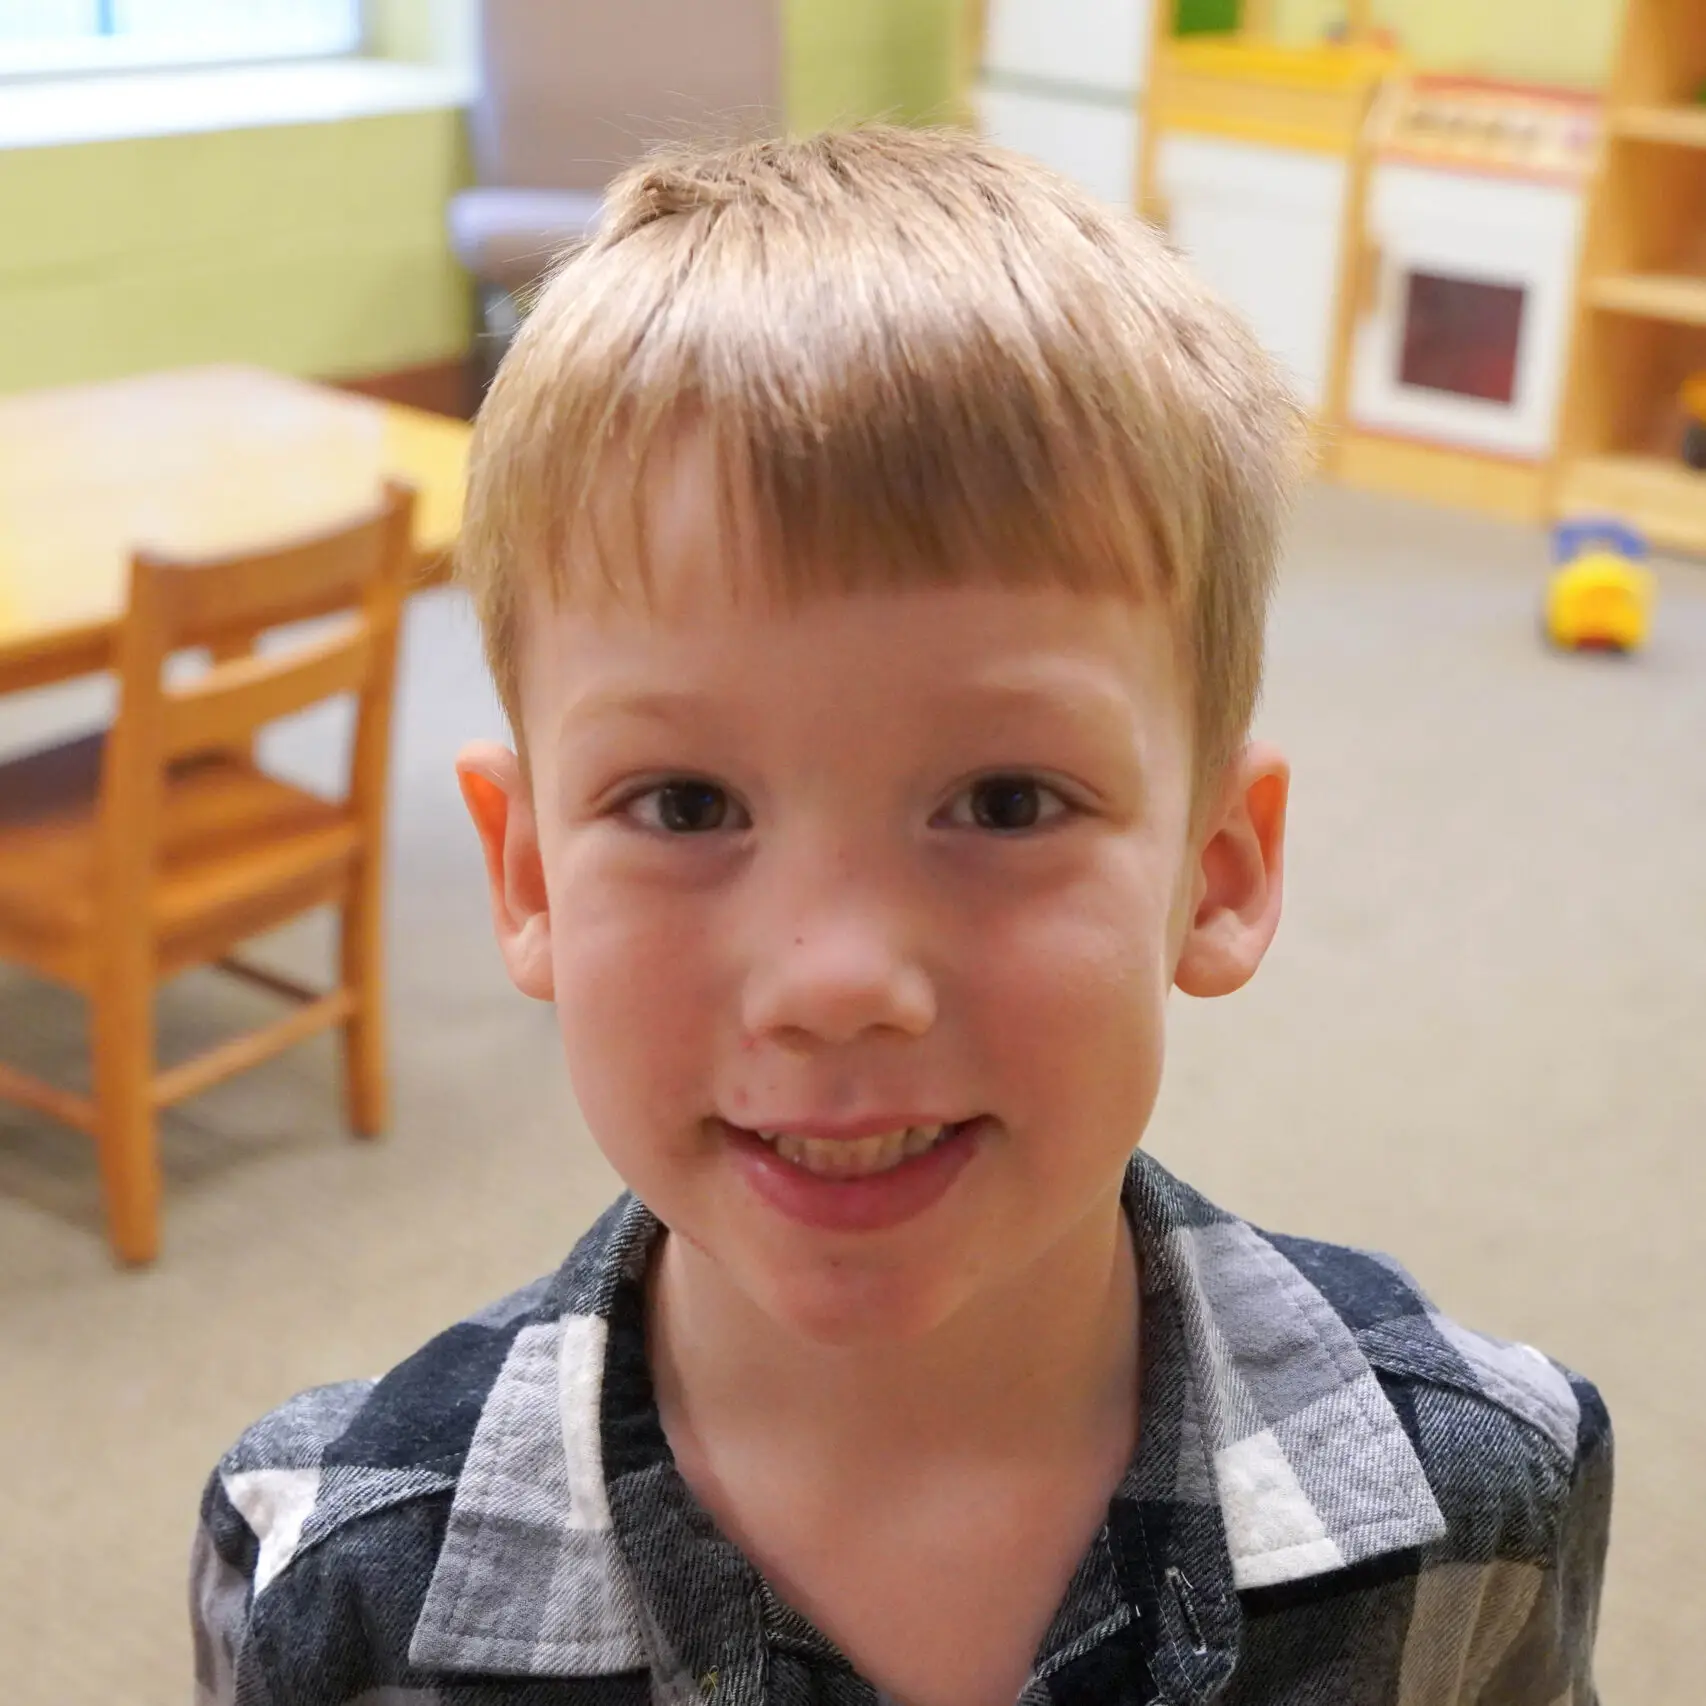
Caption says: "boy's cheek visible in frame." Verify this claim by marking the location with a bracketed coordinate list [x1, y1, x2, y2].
[552, 910, 724, 1087]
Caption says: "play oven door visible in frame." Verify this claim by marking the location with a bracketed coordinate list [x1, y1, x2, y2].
[1350, 163, 1584, 461]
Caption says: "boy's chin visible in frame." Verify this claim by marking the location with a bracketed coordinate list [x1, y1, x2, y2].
[651, 1205, 976, 1348]
[739, 1249, 986, 1350]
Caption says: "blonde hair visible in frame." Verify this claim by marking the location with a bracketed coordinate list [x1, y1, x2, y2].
[458, 124, 1305, 789]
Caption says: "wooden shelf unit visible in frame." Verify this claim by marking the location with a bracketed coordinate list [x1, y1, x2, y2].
[1558, 454, 1706, 556]
[1612, 104, 1706, 148]
[1588, 272, 1706, 326]
[1553, 0, 1706, 553]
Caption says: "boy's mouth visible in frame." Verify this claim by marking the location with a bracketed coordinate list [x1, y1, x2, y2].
[750, 1123, 962, 1180]
[719, 1116, 986, 1232]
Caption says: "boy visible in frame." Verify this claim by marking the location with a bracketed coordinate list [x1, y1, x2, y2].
[192, 127, 1610, 1705]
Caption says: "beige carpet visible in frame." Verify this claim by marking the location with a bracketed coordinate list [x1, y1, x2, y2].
[2, 484, 1702, 1703]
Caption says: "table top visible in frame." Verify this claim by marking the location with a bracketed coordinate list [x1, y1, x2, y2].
[0, 364, 471, 689]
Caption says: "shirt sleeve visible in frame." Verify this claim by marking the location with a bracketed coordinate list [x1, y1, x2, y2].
[1481, 1374, 1615, 1705]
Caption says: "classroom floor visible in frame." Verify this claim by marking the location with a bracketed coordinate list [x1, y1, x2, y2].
[2, 484, 1702, 1705]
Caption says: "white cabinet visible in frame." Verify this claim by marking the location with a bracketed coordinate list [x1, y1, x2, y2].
[1156, 135, 1349, 410]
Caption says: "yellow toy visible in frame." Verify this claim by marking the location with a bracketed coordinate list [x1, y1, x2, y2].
[1545, 519, 1655, 653]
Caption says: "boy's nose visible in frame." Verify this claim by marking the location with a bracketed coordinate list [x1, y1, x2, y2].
[740, 917, 937, 1051]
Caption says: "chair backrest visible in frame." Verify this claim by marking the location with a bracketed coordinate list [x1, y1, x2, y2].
[100, 481, 416, 888]
[469, 0, 783, 191]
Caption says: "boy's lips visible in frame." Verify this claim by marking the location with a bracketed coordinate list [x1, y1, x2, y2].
[715, 1114, 988, 1233]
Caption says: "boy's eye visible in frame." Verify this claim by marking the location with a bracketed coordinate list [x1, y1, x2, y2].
[628, 780, 748, 835]
[945, 775, 1070, 833]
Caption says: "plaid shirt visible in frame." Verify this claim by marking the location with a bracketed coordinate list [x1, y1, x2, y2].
[191, 1153, 1611, 1705]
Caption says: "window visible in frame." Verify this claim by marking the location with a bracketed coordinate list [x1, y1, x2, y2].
[0, 1, 362, 76]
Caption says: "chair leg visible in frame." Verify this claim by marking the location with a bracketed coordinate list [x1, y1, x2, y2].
[340, 865, 388, 1138]
[91, 964, 161, 1266]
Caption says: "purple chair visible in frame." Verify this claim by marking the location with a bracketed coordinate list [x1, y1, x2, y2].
[448, 0, 783, 391]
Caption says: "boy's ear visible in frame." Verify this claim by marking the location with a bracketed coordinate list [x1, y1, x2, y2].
[1173, 742, 1289, 1000]
[457, 741, 555, 1002]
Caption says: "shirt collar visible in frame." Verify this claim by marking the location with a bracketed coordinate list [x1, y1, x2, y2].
[409, 1153, 1447, 1683]
[1124, 1155, 1447, 1590]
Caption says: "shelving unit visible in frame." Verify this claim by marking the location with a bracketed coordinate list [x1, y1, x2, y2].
[1588, 273, 1706, 326]
[1553, 0, 1706, 553]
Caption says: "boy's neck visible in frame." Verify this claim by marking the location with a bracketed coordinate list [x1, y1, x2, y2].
[646, 1187, 1141, 1479]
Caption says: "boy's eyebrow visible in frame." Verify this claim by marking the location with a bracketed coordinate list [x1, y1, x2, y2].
[931, 668, 1147, 733]
[556, 686, 713, 728]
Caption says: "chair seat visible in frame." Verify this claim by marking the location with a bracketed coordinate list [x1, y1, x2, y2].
[447, 185, 604, 292]
[0, 732, 359, 980]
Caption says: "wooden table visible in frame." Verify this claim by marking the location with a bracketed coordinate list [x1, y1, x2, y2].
[0, 365, 471, 696]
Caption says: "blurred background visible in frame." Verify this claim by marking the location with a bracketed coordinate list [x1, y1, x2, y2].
[0, 2, 1700, 1702]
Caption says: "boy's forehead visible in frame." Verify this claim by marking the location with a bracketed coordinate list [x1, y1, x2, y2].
[519, 559, 1190, 752]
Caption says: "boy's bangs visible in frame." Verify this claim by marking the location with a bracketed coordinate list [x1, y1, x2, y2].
[572, 394, 1174, 620]
[464, 173, 1188, 623]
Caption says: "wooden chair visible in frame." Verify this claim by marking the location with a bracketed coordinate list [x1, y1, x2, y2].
[0, 482, 415, 1265]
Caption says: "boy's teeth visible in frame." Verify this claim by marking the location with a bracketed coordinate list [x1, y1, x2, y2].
[758, 1125, 951, 1179]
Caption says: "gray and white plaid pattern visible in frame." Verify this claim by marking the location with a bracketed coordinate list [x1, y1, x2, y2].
[192, 1154, 1611, 1705]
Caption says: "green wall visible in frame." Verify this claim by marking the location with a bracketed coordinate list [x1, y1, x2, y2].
[785, 0, 961, 134]
[1272, 0, 1621, 87]
[0, 0, 959, 398]
[0, 108, 471, 394]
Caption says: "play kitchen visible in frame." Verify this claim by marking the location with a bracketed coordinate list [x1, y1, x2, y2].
[991, 0, 1702, 544]
[1138, 31, 1608, 524]
[1340, 75, 1602, 515]
[1143, 37, 1394, 417]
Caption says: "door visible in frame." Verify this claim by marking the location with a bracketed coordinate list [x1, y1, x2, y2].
[1350, 165, 1584, 459]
